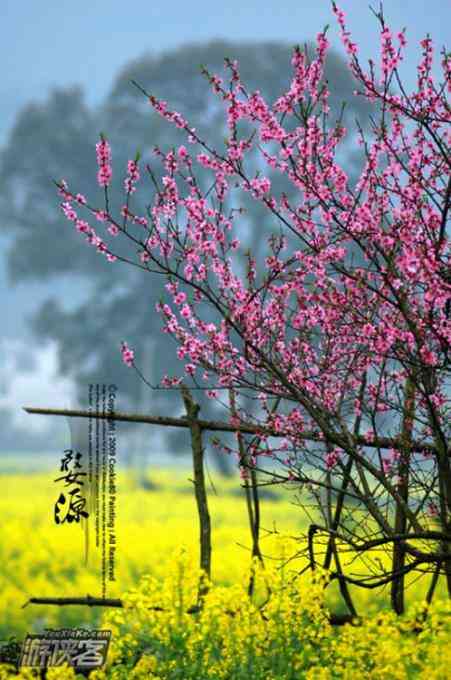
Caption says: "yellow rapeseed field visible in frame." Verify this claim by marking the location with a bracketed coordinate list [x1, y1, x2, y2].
[0, 468, 449, 678]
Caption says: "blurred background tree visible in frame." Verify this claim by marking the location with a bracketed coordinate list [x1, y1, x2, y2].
[0, 40, 371, 476]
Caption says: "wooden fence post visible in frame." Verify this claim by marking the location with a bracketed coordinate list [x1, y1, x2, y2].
[180, 385, 211, 604]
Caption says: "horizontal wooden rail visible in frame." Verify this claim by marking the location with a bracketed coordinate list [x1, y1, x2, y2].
[22, 595, 355, 625]
[23, 405, 436, 453]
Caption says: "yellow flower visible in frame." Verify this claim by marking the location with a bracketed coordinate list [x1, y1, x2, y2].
[130, 653, 158, 678]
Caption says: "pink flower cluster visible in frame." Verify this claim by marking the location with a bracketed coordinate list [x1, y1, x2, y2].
[124, 159, 140, 194]
[325, 449, 341, 470]
[59, 194, 117, 262]
[148, 95, 188, 130]
[121, 341, 134, 367]
[96, 137, 112, 188]
[382, 449, 401, 476]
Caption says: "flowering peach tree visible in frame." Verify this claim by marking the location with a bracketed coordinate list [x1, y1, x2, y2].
[56, 3, 450, 616]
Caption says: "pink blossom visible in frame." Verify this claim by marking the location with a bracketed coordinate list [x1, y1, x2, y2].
[61, 202, 77, 221]
[174, 292, 187, 305]
[108, 224, 119, 236]
[120, 341, 134, 367]
[180, 304, 191, 319]
[96, 137, 112, 188]
[140, 250, 151, 263]
[75, 219, 90, 234]
[124, 159, 140, 194]
[325, 449, 341, 469]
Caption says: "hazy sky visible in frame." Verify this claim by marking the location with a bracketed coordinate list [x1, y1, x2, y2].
[1, 0, 449, 144]
[0, 0, 449, 446]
